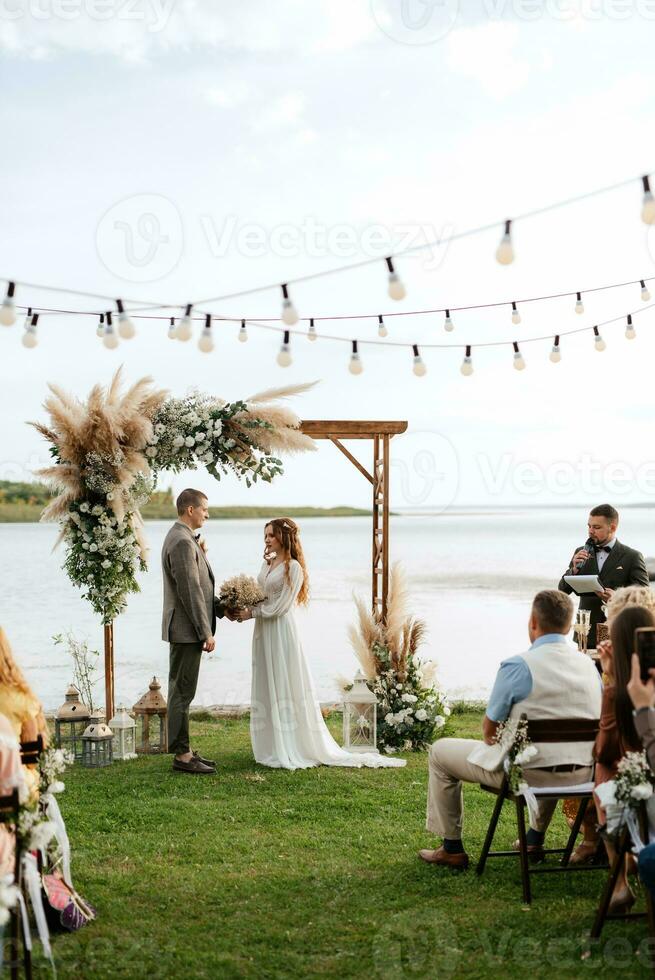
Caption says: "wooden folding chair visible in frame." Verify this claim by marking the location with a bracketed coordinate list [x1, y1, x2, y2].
[476, 716, 602, 903]
[590, 802, 655, 951]
[19, 735, 44, 768]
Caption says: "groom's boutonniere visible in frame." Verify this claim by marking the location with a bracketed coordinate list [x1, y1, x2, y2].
[195, 533, 208, 554]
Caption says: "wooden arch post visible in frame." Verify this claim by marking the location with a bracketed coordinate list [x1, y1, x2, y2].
[300, 421, 407, 623]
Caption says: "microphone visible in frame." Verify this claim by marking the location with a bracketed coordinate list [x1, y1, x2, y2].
[573, 537, 595, 573]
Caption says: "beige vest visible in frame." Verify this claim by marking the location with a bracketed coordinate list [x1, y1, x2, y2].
[468, 639, 602, 771]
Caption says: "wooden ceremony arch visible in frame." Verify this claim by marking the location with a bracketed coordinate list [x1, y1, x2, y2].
[102, 419, 408, 718]
[299, 420, 408, 623]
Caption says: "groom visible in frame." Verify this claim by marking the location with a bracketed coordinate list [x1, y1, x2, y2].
[162, 488, 226, 775]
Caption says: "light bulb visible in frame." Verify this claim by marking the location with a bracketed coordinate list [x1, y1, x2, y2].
[411, 345, 426, 376]
[642, 176, 655, 224]
[625, 316, 636, 340]
[444, 310, 454, 332]
[594, 327, 606, 352]
[549, 345, 561, 363]
[281, 284, 299, 325]
[385, 258, 406, 300]
[307, 318, 317, 342]
[177, 304, 193, 341]
[198, 314, 214, 352]
[167, 318, 177, 340]
[22, 326, 38, 348]
[118, 314, 135, 339]
[0, 297, 15, 327]
[378, 316, 388, 338]
[277, 331, 292, 366]
[495, 220, 514, 265]
[460, 347, 473, 376]
[238, 320, 248, 342]
[512, 343, 525, 370]
[641, 280, 651, 302]
[103, 323, 119, 350]
[575, 292, 584, 314]
[511, 302, 521, 325]
[349, 341, 363, 374]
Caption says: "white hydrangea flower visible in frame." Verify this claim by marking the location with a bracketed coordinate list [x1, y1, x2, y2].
[185, 436, 195, 447]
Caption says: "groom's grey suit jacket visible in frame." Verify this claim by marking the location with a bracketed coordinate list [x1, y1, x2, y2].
[161, 520, 216, 644]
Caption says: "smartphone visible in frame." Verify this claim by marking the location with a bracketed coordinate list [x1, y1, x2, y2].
[635, 627, 655, 683]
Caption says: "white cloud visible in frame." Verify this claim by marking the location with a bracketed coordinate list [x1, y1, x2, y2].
[204, 81, 252, 110]
[254, 92, 307, 131]
[446, 21, 532, 99]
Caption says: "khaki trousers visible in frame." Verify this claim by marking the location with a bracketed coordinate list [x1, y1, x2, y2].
[426, 738, 593, 839]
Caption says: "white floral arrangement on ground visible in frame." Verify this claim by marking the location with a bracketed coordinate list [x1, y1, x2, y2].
[346, 563, 450, 753]
[218, 574, 266, 613]
[493, 716, 538, 794]
[32, 372, 315, 623]
[15, 747, 73, 855]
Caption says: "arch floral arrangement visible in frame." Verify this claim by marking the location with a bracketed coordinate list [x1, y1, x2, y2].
[31, 370, 316, 622]
[346, 563, 450, 752]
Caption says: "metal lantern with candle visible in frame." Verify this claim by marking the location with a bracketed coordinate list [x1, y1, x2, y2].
[108, 706, 137, 761]
[342, 670, 378, 753]
[133, 677, 168, 754]
[81, 713, 114, 768]
[54, 684, 90, 762]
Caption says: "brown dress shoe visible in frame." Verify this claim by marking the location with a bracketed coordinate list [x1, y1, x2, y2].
[192, 750, 217, 768]
[418, 847, 469, 869]
[172, 756, 216, 775]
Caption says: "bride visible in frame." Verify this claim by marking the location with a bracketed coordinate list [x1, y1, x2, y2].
[237, 518, 405, 770]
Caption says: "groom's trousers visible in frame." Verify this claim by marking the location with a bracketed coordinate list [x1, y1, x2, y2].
[168, 641, 203, 755]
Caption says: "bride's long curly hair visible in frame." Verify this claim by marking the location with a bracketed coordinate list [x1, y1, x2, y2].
[265, 518, 310, 606]
[0, 627, 48, 741]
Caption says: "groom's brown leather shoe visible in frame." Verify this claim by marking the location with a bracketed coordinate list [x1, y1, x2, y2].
[192, 750, 216, 768]
[173, 756, 215, 775]
[418, 847, 469, 869]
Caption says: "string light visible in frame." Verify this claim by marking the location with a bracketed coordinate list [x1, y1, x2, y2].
[550, 335, 561, 363]
[641, 280, 651, 302]
[239, 319, 248, 342]
[513, 341, 526, 370]
[575, 292, 584, 314]
[0, 282, 16, 326]
[625, 314, 636, 340]
[281, 283, 299, 325]
[444, 309, 454, 332]
[511, 302, 521, 325]
[116, 299, 135, 339]
[412, 344, 427, 377]
[96, 313, 105, 338]
[593, 325, 606, 351]
[385, 257, 406, 301]
[307, 317, 317, 342]
[377, 315, 388, 338]
[349, 340, 363, 375]
[22, 307, 33, 332]
[167, 317, 177, 340]
[277, 330, 293, 367]
[198, 313, 214, 353]
[177, 304, 193, 342]
[642, 176, 655, 225]
[22, 311, 38, 348]
[103, 311, 119, 350]
[460, 345, 473, 376]
[495, 220, 514, 265]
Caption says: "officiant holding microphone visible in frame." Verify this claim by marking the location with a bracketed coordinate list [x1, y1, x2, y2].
[558, 504, 649, 648]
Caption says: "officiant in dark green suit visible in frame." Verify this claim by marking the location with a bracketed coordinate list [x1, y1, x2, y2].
[558, 503, 649, 648]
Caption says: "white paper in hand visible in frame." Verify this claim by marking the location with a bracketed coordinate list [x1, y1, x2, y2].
[563, 574, 603, 595]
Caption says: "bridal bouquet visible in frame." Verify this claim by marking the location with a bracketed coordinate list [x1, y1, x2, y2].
[218, 574, 265, 613]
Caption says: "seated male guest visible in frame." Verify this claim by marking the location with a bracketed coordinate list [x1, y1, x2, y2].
[558, 504, 649, 649]
[419, 590, 602, 869]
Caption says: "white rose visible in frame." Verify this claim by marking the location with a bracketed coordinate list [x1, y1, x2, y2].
[145, 447, 157, 458]
[185, 436, 195, 447]
[405, 715, 414, 727]
[384, 713, 394, 724]
[396, 684, 403, 690]
[631, 783, 653, 801]
[89, 543, 98, 552]
[415, 709, 428, 721]
[82, 543, 89, 550]
[47, 780, 65, 794]
[195, 431, 206, 441]
[213, 421, 223, 435]
[515, 745, 538, 766]
[173, 435, 184, 448]
[101, 559, 111, 569]
[443, 705, 451, 716]
[434, 715, 445, 728]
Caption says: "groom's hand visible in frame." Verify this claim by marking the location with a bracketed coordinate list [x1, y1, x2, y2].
[203, 636, 216, 652]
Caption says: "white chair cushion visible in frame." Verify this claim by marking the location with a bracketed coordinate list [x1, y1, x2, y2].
[530, 781, 595, 797]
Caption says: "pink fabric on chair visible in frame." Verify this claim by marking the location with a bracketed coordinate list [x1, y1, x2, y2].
[0, 712, 22, 877]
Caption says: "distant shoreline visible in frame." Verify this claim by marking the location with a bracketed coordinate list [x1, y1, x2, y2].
[0, 504, 371, 523]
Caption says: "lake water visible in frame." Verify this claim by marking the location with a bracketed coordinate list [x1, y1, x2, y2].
[2, 508, 653, 712]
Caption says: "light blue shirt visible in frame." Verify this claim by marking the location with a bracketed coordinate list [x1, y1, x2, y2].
[486, 633, 568, 723]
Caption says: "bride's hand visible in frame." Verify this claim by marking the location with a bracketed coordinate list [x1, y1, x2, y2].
[237, 608, 252, 622]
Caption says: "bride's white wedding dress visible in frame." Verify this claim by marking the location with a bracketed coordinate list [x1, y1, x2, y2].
[250, 559, 406, 770]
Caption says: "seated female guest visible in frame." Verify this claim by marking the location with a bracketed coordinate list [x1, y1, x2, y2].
[594, 605, 655, 912]
[0, 712, 25, 878]
[0, 628, 48, 801]
[626, 647, 655, 900]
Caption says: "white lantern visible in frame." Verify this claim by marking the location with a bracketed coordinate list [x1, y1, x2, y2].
[108, 705, 137, 761]
[81, 713, 114, 768]
[342, 670, 378, 753]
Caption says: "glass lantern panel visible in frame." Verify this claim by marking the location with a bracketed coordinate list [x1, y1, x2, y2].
[348, 703, 376, 747]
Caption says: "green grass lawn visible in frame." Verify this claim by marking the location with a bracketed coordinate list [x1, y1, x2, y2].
[35, 711, 654, 979]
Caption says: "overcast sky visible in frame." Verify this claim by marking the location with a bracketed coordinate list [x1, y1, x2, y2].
[1, 1, 654, 511]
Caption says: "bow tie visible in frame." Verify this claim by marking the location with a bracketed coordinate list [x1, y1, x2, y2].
[596, 545, 611, 554]
[194, 532, 201, 541]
